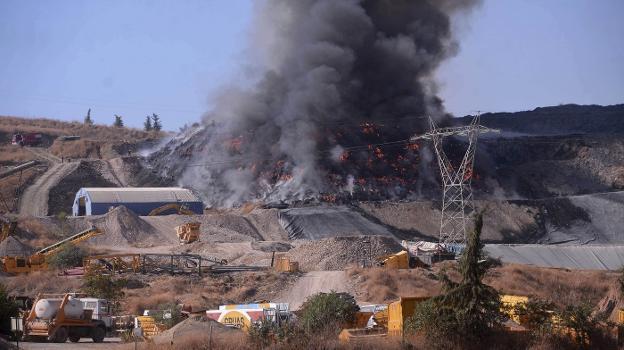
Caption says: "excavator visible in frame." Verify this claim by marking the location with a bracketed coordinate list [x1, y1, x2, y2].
[148, 203, 196, 216]
[1, 226, 103, 273]
[148, 203, 201, 244]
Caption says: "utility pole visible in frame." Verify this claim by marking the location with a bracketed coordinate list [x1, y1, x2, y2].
[411, 113, 498, 246]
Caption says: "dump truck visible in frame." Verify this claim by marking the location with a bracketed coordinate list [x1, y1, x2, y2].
[11, 133, 42, 147]
[12, 293, 110, 343]
[1, 226, 102, 273]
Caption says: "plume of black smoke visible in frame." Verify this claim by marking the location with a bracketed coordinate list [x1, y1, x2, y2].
[155, 0, 480, 206]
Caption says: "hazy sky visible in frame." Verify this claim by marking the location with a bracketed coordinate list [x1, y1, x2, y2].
[0, 0, 622, 130]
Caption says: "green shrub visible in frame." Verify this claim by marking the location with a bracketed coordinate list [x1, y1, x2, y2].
[560, 303, 612, 348]
[82, 273, 126, 313]
[0, 283, 18, 335]
[299, 291, 359, 334]
[152, 302, 183, 329]
[47, 243, 87, 269]
[248, 317, 305, 348]
[514, 298, 556, 336]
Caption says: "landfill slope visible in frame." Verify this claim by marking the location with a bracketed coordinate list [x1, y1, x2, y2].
[278, 206, 393, 240]
[484, 244, 624, 270]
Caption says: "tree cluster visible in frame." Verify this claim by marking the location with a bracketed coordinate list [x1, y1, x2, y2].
[144, 113, 162, 131]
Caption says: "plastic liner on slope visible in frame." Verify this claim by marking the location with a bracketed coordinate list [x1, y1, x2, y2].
[278, 206, 393, 240]
[484, 244, 624, 270]
[0, 236, 33, 256]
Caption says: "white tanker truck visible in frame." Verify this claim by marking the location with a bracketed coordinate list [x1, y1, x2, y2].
[12, 293, 110, 343]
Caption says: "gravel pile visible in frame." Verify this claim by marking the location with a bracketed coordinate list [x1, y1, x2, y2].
[152, 315, 239, 345]
[87, 205, 170, 247]
[287, 236, 402, 271]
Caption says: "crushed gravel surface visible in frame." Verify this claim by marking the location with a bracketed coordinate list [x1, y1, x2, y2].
[287, 236, 403, 271]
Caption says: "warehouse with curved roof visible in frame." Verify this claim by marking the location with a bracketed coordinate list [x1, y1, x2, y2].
[72, 187, 204, 216]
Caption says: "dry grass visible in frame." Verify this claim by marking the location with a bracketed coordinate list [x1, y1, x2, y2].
[348, 267, 442, 303]
[349, 263, 617, 308]
[0, 145, 37, 164]
[0, 115, 159, 142]
[123, 271, 298, 315]
[485, 263, 617, 307]
[2, 271, 82, 295]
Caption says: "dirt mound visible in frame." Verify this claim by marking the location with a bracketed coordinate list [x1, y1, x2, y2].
[287, 236, 402, 271]
[0, 236, 33, 256]
[152, 315, 240, 345]
[87, 205, 173, 247]
[245, 208, 289, 240]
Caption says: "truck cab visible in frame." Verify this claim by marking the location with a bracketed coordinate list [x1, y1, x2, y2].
[80, 298, 113, 330]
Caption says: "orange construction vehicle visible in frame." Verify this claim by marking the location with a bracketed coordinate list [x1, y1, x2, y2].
[1, 226, 102, 273]
[12, 293, 109, 343]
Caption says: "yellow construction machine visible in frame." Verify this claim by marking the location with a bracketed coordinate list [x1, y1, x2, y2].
[1, 226, 102, 273]
[148, 203, 196, 216]
[0, 216, 18, 243]
[273, 256, 299, 273]
[175, 222, 201, 244]
[376, 250, 410, 269]
[339, 296, 429, 342]
[149, 204, 201, 244]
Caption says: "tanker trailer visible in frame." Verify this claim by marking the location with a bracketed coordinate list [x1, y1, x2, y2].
[17, 293, 108, 343]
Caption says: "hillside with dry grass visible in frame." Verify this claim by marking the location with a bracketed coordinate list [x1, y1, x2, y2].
[0, 115, 162, 143]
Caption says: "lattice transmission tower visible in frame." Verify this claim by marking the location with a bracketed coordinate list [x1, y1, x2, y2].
[411, 114, 498, 245]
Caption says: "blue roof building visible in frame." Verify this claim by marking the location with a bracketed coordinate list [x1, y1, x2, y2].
[72, 187, 204, 216]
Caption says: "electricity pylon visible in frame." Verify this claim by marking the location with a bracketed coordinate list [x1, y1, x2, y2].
[411, 114, 498, 245]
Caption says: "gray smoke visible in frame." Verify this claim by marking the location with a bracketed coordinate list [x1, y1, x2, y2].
[159, 0, 481, 206]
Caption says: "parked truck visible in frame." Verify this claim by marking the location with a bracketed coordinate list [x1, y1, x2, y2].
[12, 293, 111, 343]
[11, 133, 42, 147]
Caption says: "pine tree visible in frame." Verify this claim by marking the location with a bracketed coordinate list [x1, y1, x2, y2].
[84, 108, 93, 125]
[151, 113, 162, 131]
[437, 212, 504, 340]
[113, 115, 124, 128]
[407, 212, 504, 346]
[144, 115, 153, 131]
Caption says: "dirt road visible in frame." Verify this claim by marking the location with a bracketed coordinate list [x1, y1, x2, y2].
[19, 161, 80, 216]
[25, 146, 62, 163]
[15, 338, 123, 349]
[277, 270, 351, 310]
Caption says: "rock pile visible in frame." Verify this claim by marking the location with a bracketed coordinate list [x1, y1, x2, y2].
[287, 236, 403, 271]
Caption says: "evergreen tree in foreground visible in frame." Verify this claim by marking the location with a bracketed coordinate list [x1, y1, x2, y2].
[144, 115, 153, 131]
[407, 212, 504, 347]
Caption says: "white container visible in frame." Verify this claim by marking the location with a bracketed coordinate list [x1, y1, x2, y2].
[35, 298, 84, 320]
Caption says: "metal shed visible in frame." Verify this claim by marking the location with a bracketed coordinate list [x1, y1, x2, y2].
[72, 187, 204, 216]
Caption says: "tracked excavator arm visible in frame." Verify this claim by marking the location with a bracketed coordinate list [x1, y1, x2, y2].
[148, 203, 195, 216]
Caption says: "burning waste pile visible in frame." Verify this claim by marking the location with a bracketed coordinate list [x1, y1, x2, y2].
[150, 0, 481, 207]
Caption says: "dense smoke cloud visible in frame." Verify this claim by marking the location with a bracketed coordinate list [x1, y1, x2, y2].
[155, 0, 480, 206]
